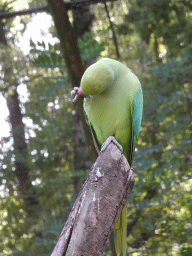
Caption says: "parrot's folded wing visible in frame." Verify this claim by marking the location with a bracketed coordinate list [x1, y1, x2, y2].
[133, 88, 143, 144]
[127, 115, 134, 166]
[128, 88, 143, 166]
[83, 108, 100, 154]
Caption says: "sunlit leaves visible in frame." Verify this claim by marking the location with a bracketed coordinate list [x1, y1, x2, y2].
[78, 31, 105, 61]
[30, 39, 64, 68]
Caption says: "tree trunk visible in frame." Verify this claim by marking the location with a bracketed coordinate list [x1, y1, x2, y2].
[7, 90, 39, 215]
[70, 0, 96, 200]
[46, 0, 97, 161]
[71, 0, 94, 38]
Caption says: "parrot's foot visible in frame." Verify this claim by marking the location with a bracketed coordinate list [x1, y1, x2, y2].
[101, 136, 123, 153]
[71, 87, 81, 102]
[71, 87, 90, 102]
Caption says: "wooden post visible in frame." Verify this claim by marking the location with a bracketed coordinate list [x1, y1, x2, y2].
[51, 138, 135, 256]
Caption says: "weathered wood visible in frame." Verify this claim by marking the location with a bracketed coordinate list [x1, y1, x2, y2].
[51, 138, 135, 256]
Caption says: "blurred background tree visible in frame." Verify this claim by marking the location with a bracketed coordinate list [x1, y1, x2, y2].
[0, 0, 191, 255]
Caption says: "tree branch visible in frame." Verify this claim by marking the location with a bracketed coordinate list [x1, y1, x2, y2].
[104, 2, 120, 59]
[51, 137, 135, 256]
[0, 0, 119, 20]
[0, 5, 50, 20]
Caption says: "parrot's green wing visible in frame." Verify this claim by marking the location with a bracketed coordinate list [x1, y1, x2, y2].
[127, 115, 134, 166]
[133, 87, 143, 145]
[128, 87, 143, 166]
[83, 106, 100, 154]
[90, 124, 100, 154]
[115, 86, 143, 256]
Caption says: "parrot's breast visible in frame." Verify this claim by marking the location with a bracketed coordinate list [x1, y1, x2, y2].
[83, 76, 134, 155]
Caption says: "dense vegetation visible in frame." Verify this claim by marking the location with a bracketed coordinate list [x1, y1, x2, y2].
[0, 0, 191, 255]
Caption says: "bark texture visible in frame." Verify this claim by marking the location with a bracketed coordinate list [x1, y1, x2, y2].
[51, 138, 135, 256]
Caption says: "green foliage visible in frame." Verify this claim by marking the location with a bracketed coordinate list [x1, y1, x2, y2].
[78, 31, 106, 61]
[30, 39, 65, 68]
[29, 39, 68, 98]
[118, 0, 192, 58]
[43, 76, 68, 98]
[129, 43, 192, 255]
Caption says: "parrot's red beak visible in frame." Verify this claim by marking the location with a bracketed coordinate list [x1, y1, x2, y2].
[71, 86, 87, 102]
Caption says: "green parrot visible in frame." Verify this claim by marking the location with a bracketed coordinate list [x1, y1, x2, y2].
[71, 57, 143, 256]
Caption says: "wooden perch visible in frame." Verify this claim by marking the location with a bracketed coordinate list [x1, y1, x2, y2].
[51, 138, 135, 256]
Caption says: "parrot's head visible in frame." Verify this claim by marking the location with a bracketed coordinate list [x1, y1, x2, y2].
[71, 60, 114, 102]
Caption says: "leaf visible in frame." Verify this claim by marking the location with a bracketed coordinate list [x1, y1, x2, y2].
[43, 76, 68, 98]
[30, 39, 36, 48]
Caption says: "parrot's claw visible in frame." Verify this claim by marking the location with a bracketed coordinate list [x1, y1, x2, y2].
[101, 136, 123, 153]
[71, 87, 79, 102]
[72, 94, 79, 102]
[71, 87, 87, 102]
[71, 87, 79, 95]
